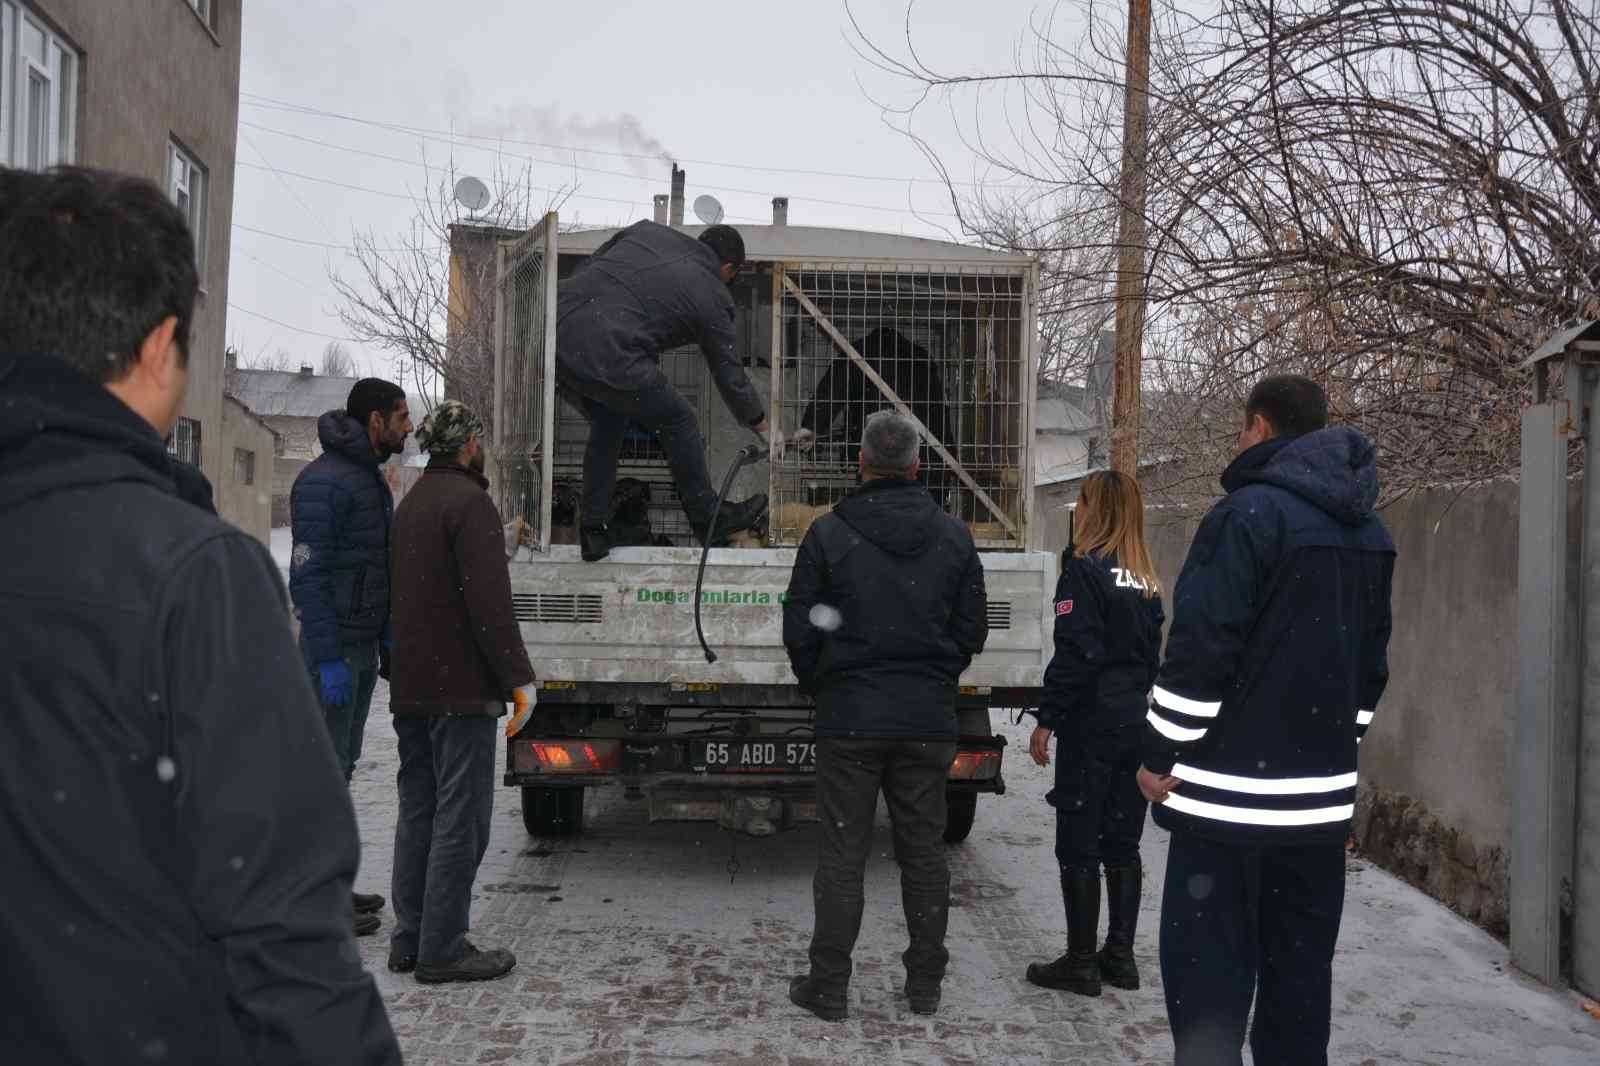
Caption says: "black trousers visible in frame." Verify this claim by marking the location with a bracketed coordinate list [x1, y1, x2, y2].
[558, 368, 718, 529]
[1050, 724, 1148, 873]
[1160, 831, 1346, 1066]
[809, 737, 958, 994]
[390, 715, 498, 967]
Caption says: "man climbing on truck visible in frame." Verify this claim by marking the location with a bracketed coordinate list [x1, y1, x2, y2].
[555, 221, 770, 561]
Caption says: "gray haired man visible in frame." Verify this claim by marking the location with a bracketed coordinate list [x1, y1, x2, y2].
[781, 411, 989, 1020]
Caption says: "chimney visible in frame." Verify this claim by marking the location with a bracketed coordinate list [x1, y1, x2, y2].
[299, 365, 315, 377]
[669, 165, 685, 227]
[772, 196, 789, 226]
[653, 194, 670, 224]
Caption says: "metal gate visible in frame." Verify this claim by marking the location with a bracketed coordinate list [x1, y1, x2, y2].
[494, 212, 559, 551]
[770, 262, 1033, 549]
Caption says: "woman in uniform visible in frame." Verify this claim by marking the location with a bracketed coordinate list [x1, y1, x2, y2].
[1026, 470, 1164, 997]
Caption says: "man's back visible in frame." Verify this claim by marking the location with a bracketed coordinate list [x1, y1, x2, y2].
[0, 353, 397, 1065]
[1147, 426, 1395, 844]
[783, 478, 988, 737]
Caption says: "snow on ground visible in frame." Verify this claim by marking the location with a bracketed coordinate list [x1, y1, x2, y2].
[338, 701, 1600, 1065]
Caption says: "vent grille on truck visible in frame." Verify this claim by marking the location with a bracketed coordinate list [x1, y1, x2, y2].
[986, 601, 1012, 630]
[514, 593, 604, 624]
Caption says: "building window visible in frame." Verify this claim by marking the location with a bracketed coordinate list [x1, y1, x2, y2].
[166, 141, 207, 274]
[273, 434, 286, 458]
[0, 2, 77, 170]
[233, 447, 255, 486]
[167, 417, 202, 467]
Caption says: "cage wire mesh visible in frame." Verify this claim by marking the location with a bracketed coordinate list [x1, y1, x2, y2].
[497, 242, 550, 531]
[773, 264, 1027, 548]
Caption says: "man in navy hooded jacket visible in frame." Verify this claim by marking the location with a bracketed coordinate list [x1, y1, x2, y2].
[290, 377, 412, 935]
[1138, 376, 1395, 1065]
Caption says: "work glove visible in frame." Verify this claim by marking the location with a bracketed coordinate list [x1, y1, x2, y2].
[378, 640, 392, 682]
[772, 427, 816, 460]
[503, 516, 528, 560]
[506, 682, 538, 738]
[317, 659, 354, 707]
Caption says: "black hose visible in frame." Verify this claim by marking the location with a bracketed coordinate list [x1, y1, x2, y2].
[695, 443, 767, 663]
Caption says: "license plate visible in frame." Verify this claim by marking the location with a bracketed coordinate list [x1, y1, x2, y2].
[693, 739, 816, 773]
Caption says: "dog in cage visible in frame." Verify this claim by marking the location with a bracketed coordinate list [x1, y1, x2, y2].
[798, 327, 959, 501]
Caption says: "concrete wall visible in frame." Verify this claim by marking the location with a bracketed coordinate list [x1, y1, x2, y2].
[218, 395, 273, 545]
[1134, 479, 1585, 939]
[30, 0, 241, 491]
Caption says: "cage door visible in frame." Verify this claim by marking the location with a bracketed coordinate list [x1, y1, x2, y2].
[493, 212, 560, 552]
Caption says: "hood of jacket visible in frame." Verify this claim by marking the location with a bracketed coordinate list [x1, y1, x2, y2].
[317, 409, 380, 467]
[0, 351, 179, 513]
[832, 478, 943, 557]
[1222, 425, 1380, 527]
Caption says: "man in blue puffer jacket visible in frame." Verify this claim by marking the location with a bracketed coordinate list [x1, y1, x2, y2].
[1138, 375, 1395, 1066]
[291, 377, 412, 936]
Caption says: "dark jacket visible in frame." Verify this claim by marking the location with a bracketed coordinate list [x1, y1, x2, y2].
[1145, 428, 1396, 846]
[556, 220, 765, 426]
[783, 478, 988, 737]
[390, 461, 536, 715]
[289, 412, 395, 664]
[0, 352, 399, 1066]
[1036, 548, 1165, 737]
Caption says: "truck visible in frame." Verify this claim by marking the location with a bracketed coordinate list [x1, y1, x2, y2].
[478, 204, 1053, 844]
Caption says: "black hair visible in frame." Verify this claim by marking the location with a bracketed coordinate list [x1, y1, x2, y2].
[347, 378, 407, 427]
[698, 224, 745, 268]
[1246, 374, 1328, 438]
[0, 166, 198, 382]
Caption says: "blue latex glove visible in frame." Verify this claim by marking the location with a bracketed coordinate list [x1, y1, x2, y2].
[317, 659, 354, 707]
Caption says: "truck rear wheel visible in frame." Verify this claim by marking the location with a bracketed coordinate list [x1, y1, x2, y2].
[944, 790, 978, 844]
[521, 786, 585, 837]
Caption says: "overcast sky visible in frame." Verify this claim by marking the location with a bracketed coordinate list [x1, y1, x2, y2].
[228, 0, 1086, 378]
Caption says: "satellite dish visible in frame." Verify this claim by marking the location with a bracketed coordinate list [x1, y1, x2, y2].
[693, 194, 725, 226]
[453, 176, 491, 214]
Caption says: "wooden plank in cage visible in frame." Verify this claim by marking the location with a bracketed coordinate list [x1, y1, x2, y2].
[782, 273, 1019, 539]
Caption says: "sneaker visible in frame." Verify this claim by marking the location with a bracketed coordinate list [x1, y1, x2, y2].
[353, 912, 381, 938]
[903, 981, 941, 1016]
[788, 974, 847, 1022]
[353, 891, 386, 915]
[414, 942, 517, 985]
[696, 494, 769, 547]
[580, 525, 610, 562]
[387, 945, 417, 974]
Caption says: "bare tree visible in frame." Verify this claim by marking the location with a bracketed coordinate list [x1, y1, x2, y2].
[854, 0, 1600, 505]
[331, 156, 572, 436]
[319, 341, 356, 378]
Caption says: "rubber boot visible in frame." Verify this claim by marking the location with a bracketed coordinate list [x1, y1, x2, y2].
[580, 525, 611, 562]
[1099, 861, 1142, 990]
[1025, 868, 1102, 996]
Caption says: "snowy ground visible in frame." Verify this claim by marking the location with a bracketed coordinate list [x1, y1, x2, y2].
[269, 526, 292, 586]
[335, 687, 1600, 1065]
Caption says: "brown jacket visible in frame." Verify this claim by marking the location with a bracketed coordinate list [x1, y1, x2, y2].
[390, 462, 535, 715]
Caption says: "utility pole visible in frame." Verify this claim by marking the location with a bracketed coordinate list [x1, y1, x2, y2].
[1110, 0, 1153, 474]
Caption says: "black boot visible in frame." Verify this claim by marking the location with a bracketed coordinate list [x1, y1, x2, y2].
[580, 525, 611, 562]
[696, 494, 768, 546]
[1025, 868, 1102, 997]
[1099, 861, 1142, 990]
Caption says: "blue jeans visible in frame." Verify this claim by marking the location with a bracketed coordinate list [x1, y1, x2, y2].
[390, 715, 498, 966]
[302, 640, 379, 783]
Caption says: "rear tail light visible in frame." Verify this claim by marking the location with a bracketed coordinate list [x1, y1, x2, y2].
[514, 739, 621, 774]
[948, 750, 1001, 781]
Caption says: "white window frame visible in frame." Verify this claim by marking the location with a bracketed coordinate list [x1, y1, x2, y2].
[0, 2, 76, 170]
[167, 140, 208, 277]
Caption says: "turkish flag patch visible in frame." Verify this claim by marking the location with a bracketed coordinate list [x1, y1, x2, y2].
[1055, 599, 1074, 616]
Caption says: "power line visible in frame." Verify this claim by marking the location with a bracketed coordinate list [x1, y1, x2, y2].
[239, 91, 1004, 189]
[231, 221, 435, 253]
[228, 302, 359, 342]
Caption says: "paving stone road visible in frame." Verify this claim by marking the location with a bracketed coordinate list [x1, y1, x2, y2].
[342, 690, 1600, 1065]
